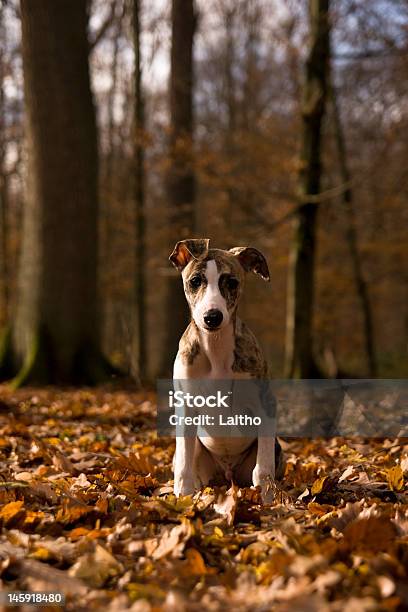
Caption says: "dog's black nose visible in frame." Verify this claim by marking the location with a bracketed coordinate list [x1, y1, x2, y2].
[204, 309, 223, 329]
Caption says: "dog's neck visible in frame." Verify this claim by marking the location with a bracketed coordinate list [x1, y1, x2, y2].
[197, 321, 235, 376]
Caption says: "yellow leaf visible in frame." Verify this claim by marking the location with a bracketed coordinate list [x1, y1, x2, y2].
[23, 510, 44, 528]
[128, 582, 165, 602]
[311, 476, 327, 496]
[68, 526, 110, 541]
[30, 547, 53, 561]
[387, 466, 404, 491]
[159, 494, 194, 514]
[255, 552, 293, 585]
[45, 437, 61, 446]
[0, 500, 26, 528]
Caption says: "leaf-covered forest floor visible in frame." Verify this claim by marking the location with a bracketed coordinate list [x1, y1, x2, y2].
[0, 386, 407, 611]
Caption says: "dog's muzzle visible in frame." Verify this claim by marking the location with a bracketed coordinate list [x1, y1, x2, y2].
[203, 309, 223, 330]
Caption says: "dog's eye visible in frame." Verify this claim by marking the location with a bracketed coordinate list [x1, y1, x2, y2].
[189, 276, 202, 289]
[226, 277, 239, 290]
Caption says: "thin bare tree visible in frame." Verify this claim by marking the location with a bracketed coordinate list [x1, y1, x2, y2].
[159, 0, 197, 376]
[133, 0, 146, 382]
[285, 0, 330, 378]
[330, 83, 377, 376]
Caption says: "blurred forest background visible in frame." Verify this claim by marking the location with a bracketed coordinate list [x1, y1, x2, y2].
[0, 0, 407, 386]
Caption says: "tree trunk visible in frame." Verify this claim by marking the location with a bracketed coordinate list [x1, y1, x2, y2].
[285, 0, 330, 378]
[224, 6, 236, 135]
[0, 7, 9, 326]
[100, 8, 120, 366]
[0, 141, 11, 378]
[133, 0, 146, 383]
[330, 84, 377, 377]
[159, 0, 196, 377]
[13, 0, 110, 385]
[0, 33, 12, 379]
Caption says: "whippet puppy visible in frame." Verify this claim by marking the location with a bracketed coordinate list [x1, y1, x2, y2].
[170, 239, 284, 502]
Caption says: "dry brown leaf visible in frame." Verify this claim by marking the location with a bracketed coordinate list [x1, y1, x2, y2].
[341, 516, 397, 553]
[312, 570, 341, 594]
[338, 465, 354, 483]
[68, 544, 123, 588]
[238, 487, 262, 504]
[179, 548, 216, 576]
[308, 502, 336, 517]
[107, 451, 157, 478]
[55, 499, 94, 524]
[194, 489, 216, 511]
[14, 471, 34, 482]
[96, 493, 109, 514]
[151, 519, 194, 560]
[377, 575, 395, 598]
[214, 483, 238, 526]
[30, 538, 77, 563]
[70, 473, 91, 489]
[15, 558, 88, 596]
[52, 451, 76, 475]
[323, 500, 365, 532]
[28, 481, 58, 504]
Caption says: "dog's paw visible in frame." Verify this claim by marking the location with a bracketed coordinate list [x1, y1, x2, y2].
[174, 474, 195, 497]
[252, 466, 276, 504]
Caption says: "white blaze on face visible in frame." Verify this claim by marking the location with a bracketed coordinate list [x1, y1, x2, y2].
[192, 260, 229, 330]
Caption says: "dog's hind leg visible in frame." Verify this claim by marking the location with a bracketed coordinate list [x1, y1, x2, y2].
[194, 440, 221, 488]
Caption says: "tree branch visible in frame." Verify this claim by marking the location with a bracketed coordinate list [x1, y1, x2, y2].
[89, 1, 116, 53]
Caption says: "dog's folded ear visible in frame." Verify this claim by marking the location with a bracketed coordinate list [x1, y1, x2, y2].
[169, 238, 210, 271]
[229, 246, 270, 281]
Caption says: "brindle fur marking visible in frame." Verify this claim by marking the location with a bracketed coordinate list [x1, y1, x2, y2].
[179, 321, 201, 366]
[232, 320, 268, 378]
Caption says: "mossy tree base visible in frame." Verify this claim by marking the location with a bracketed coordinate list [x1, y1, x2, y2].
[0, 326, 14, 381]
[8, 328, 120, 389]
[10, 329, 51, 389]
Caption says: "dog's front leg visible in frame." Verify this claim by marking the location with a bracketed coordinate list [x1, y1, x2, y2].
[173, 436, 196, 496]
[172, 377, 198, 496]
[252, 437, 276, 503]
